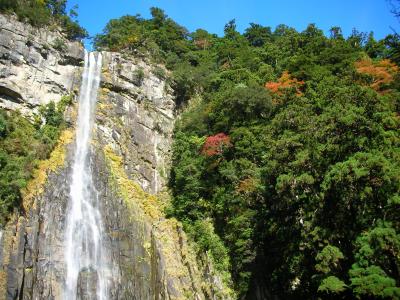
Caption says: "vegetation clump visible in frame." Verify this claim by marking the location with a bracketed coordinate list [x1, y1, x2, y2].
[0, 0, 87, 40]
[0, 94, 73, 225]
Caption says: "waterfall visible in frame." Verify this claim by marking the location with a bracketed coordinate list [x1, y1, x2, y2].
[64, 51, 108, 300]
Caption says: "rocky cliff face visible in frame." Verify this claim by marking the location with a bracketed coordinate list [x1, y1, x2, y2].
[0, 14, 232, 300]
[98, 52, 175, 194]
[0, 14, 83, 117]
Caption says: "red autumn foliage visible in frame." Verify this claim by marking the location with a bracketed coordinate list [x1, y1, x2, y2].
[201, 133, 232, 156]
[265, 71, 304, 97]
[355, 58, 398, 93]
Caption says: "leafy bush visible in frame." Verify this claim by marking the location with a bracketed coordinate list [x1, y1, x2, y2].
[188, 219, 231, 272]
[59, 14, 88, 40]
[133, 67, 145, 85]
[0, 0, 17, 11]
[52, 37, 67, 52]
[153, 66, 166, 80]
[0, 95, 72, 225]
[318, 276, 347, 294]
[0, 0, 87, 41]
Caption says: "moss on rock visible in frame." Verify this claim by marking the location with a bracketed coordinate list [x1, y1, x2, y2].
[21, 129, 74, 211]
[103, 145, 235, 299]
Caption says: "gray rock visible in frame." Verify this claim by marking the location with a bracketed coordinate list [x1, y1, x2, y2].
[97, 52, 175, 194]
[77, 267, 98, 300]
[0, 14, 84, 116]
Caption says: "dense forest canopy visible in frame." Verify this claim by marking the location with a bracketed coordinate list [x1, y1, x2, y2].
[0, 2, 399, 299]
[94, 7, 400, 299]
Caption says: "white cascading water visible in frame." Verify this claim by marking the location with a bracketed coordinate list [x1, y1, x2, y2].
[64, 51, 108, 300]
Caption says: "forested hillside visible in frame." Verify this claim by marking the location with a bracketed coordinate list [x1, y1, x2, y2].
[94, 8, 400, 299]
[0, 2, 399, 298]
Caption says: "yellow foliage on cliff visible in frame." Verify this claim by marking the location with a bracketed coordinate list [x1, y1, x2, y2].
[21, 129, 74, 211]
[103, 145, 164, 220]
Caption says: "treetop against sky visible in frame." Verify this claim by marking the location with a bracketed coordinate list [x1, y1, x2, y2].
[70, 0, 398, 45]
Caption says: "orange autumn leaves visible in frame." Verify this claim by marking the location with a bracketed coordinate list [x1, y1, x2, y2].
[265, 71, 304, 102]
[265, 58, 399, 99]
[355, 58, 398, 93]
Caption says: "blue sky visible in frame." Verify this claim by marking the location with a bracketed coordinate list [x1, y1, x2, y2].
[69, 0, 399, 47]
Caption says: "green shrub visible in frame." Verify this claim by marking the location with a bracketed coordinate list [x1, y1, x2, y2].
[0, 0, 17, 12]
[133, 67, 145, 85]
[0, 96, 71, 226]
[59, 15, 88, 40]
[0, 0, 87, 41]
[187, 219, 231, 272]
[52, 37, 67, 52]
[153, 66, 166, 80]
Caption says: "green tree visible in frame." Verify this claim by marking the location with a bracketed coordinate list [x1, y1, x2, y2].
[244, 23, 272, 47]
[45, 0, 66, 16]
